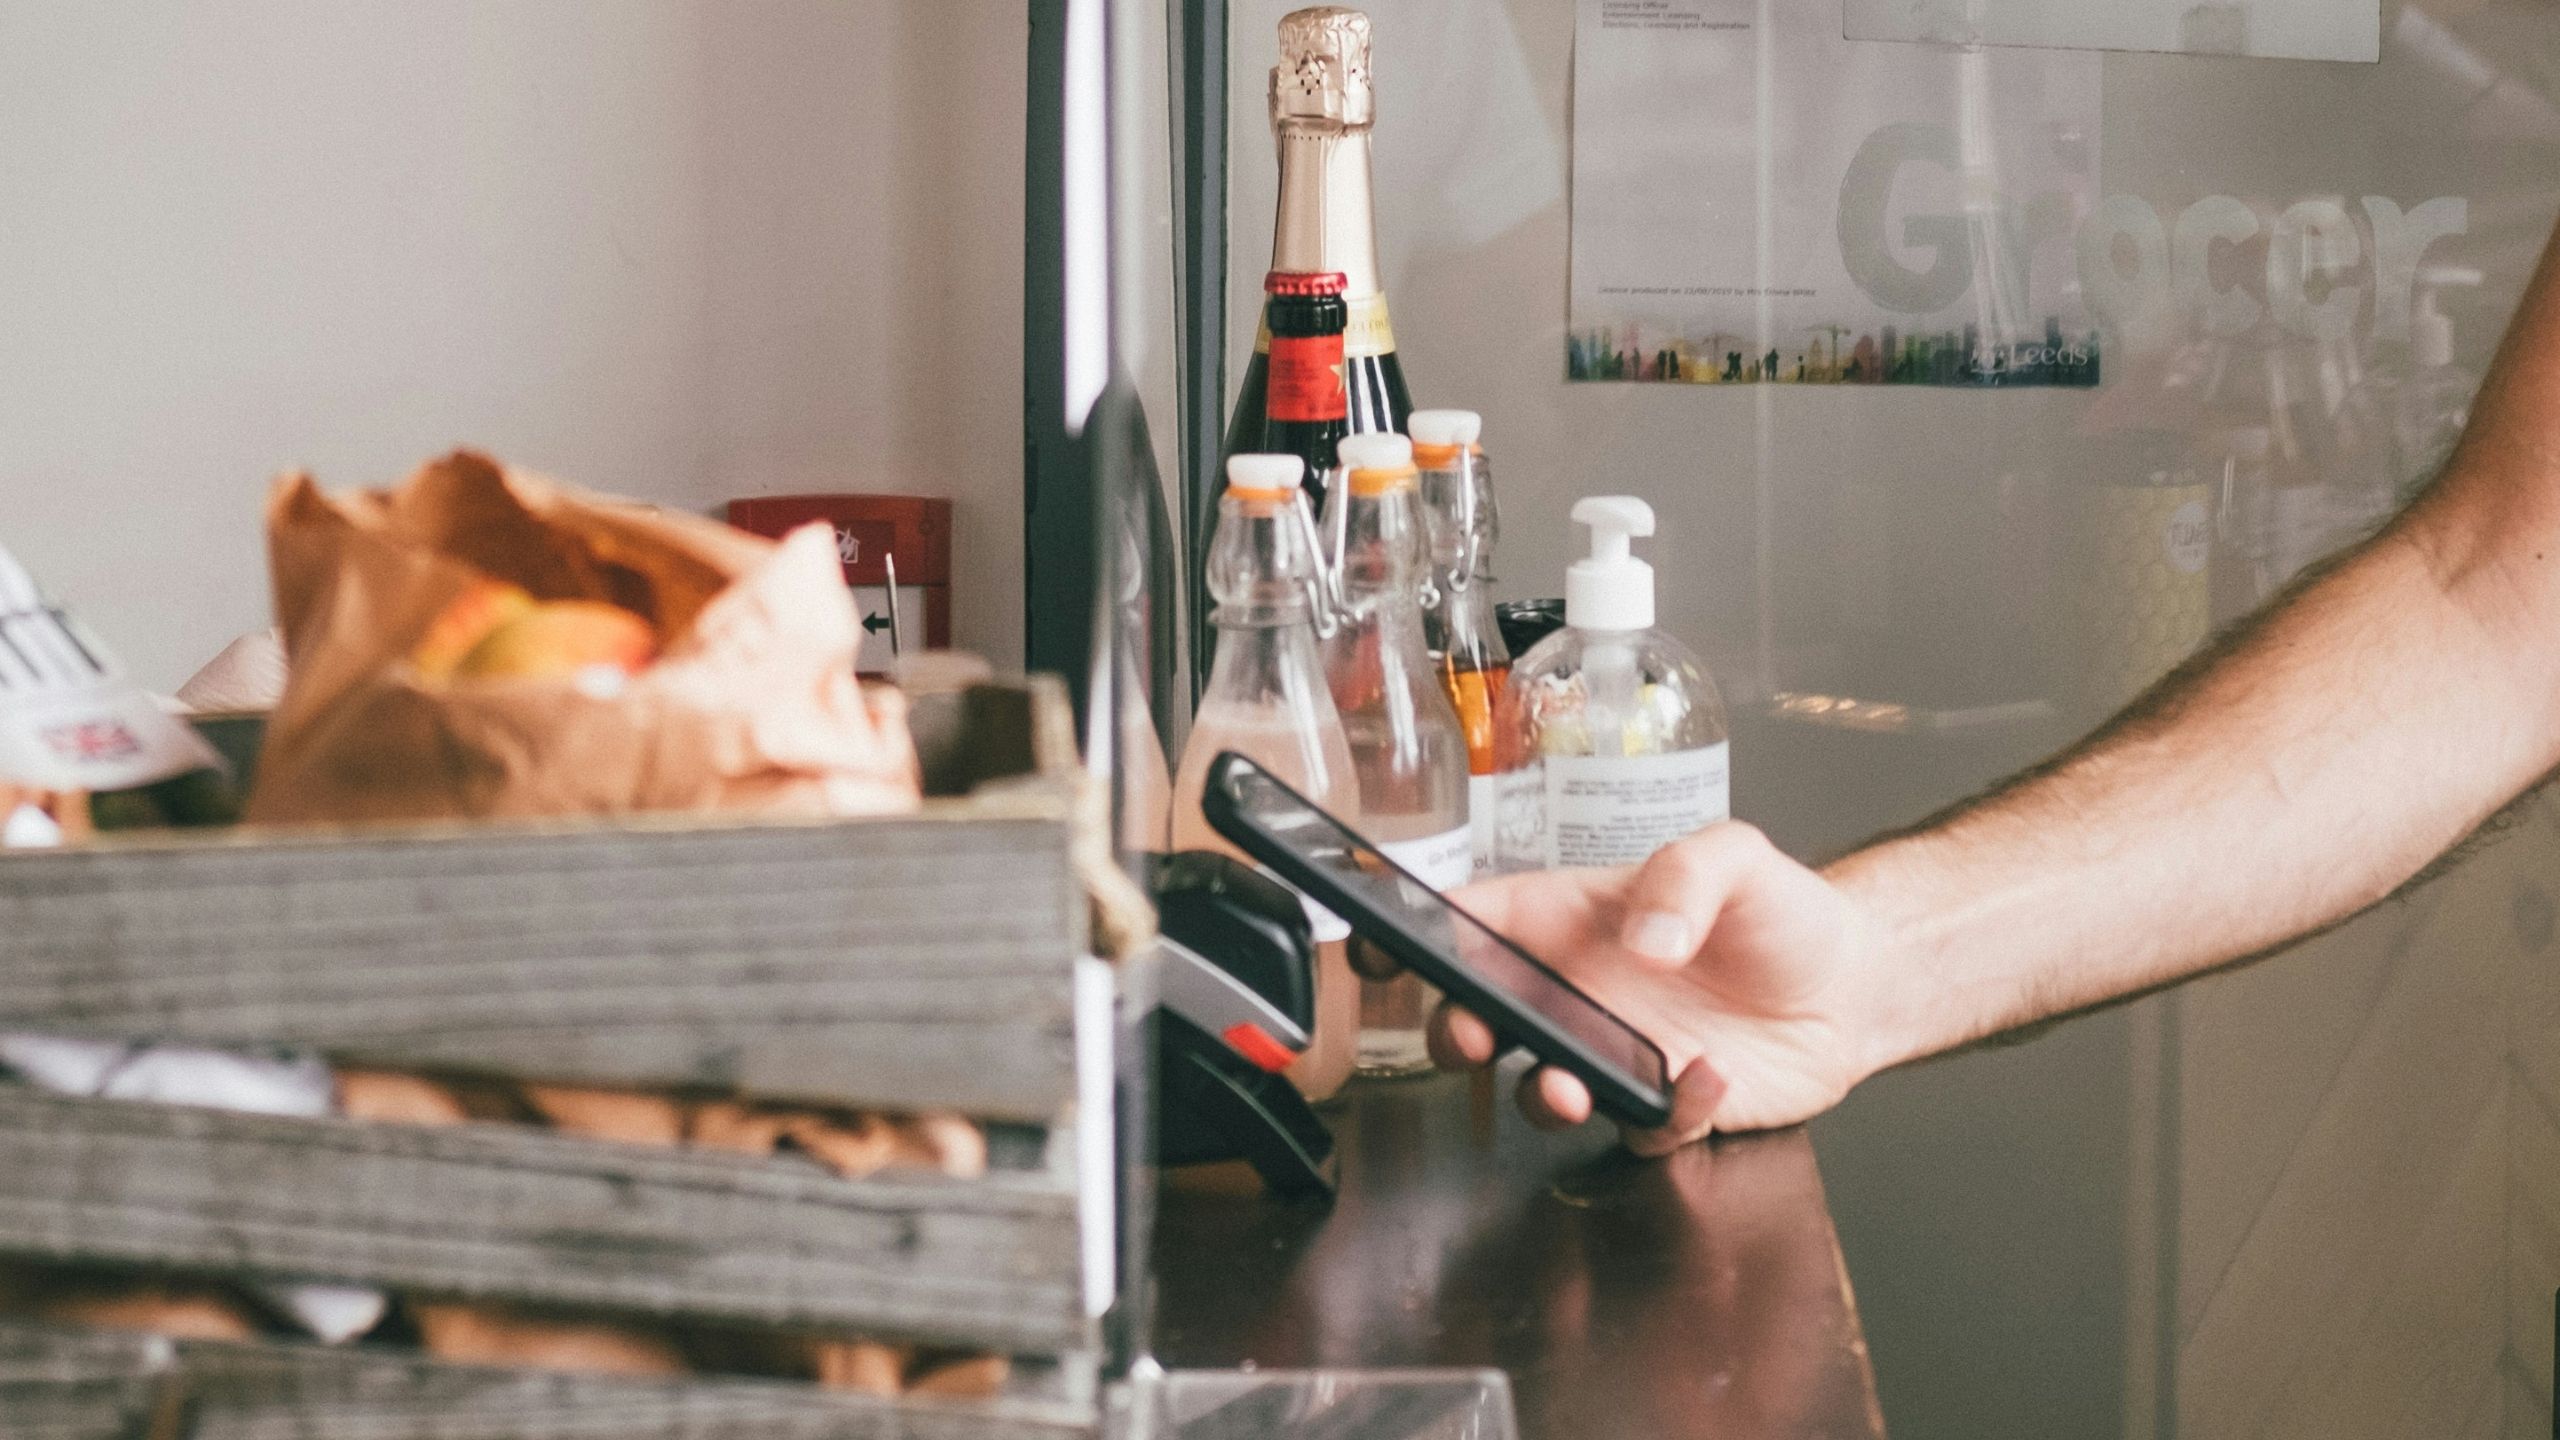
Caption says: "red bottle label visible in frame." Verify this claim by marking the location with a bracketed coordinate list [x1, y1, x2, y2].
[1268, 334, 1347, 422]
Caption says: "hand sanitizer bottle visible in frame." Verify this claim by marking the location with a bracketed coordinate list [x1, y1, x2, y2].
[1499, 497, 1729, 871]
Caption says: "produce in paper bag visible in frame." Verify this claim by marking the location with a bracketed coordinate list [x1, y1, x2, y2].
[250, 451, 919, 823]
[410, 1301, 689, 1378]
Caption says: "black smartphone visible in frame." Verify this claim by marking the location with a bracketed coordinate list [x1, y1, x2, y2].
[1199, 751, 1674, 1129]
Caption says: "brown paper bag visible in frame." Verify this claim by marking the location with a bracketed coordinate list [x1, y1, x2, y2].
[249, 451, 919, 824]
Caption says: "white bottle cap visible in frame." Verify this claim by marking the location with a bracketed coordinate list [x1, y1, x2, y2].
[1226, 453, 1306, 492]
[1567, 496, 1656, 632]
[1406, 409, 1482, 447]
[1335, 432, 1414, 474]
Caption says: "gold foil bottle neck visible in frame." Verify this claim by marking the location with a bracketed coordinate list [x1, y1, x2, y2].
[1272, 7, 1373, 131]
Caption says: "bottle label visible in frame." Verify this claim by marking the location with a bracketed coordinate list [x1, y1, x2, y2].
[1380, 826, 1473, 894]
[1255, 293, 1397, 360]
[1467, 774, 1501, 879]
[1299, 891, 1352, 944]
[1267, 333, 1348, 422]
[2088, 481, 2213, 709]
[2163, 499, 2211, 574]
[1493, 766, 1546, 874]
[1344, 293, 1397, 359]
[1542, 745, 1731, 869]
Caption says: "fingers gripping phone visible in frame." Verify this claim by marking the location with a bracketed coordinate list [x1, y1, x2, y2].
[1200, 752, 1674, 1129]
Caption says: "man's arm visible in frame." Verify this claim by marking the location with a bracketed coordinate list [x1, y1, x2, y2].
[1443, 219, 2560, 1145]
[1841, 219, 2560, 1073]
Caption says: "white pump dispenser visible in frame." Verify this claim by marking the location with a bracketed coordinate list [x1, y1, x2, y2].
[1565, 496, 1656, 632]
[1496, 497, 1730, 871]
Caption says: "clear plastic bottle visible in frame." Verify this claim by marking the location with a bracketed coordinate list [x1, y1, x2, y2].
[1500, 497, 1729, 871]
[1410, 409, 1513, 879]
[1327, 432, 1470, 1077]
[1171, 454, 1363, 1101]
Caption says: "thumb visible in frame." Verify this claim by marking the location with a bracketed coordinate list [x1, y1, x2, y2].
[1623, 1056, 1726, 1157]
[1613, 822, 1779, 969]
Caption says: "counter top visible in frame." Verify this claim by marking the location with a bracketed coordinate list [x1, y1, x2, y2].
[1150, 1068, 1886, 1440]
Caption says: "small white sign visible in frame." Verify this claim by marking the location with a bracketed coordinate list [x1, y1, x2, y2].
[849, 584, 933, 673]
[1845, 0, 2379, 64]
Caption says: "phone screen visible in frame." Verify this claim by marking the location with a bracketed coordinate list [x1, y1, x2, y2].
[1218, 760, 1669, 1099]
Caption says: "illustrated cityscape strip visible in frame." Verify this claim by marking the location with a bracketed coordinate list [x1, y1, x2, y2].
[1567, 315, 2102, 387]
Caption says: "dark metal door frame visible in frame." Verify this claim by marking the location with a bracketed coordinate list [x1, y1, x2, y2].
[1021, 0, 1090, 699]
[1025, 0, 1228, 709]
[1170, 0, 1227, 706]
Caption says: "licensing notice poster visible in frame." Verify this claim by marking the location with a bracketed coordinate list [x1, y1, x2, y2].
[1568, 0, 2103, 388]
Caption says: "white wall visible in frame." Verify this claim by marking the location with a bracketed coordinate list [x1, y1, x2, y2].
[0, 0, 1026, 689]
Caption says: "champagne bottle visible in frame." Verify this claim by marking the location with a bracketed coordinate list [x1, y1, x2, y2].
[1209, 6, 1412, 679]
[1228, 270, 1354, 509]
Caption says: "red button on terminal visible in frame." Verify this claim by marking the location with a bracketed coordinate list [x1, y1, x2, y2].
[1222, 1022, 1299, 1074]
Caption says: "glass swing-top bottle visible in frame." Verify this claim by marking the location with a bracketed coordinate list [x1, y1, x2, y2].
[1170, 454, 1364, 1100]
[1325, 432, 1469, 1076]
[1410, 409, 1510, 878]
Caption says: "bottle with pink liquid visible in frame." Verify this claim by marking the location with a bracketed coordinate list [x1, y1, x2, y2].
[1170, 454, 1363, 1101]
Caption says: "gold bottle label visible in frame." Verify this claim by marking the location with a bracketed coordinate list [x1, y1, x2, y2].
[1254, 292, 1398, 360]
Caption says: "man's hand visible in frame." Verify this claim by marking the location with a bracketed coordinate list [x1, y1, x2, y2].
[1433, 823, 1902, 1155]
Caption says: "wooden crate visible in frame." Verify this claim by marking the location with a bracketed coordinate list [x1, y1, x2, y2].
[0, 1320, 1102, 1440]
[0, 678, 1116, 1439]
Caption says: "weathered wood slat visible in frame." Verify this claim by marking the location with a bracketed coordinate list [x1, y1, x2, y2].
[0, 814, 1086, 1120]
[0, 1089, 1093, 1354]
[0, 1322, 1100, 1440]
[0, 1316, 176, 1381]
[0, 679, 1108, 1433]
[0, 1321, 175, 1439]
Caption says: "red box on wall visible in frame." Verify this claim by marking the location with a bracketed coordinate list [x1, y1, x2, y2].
[725, 494, 953, 674]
